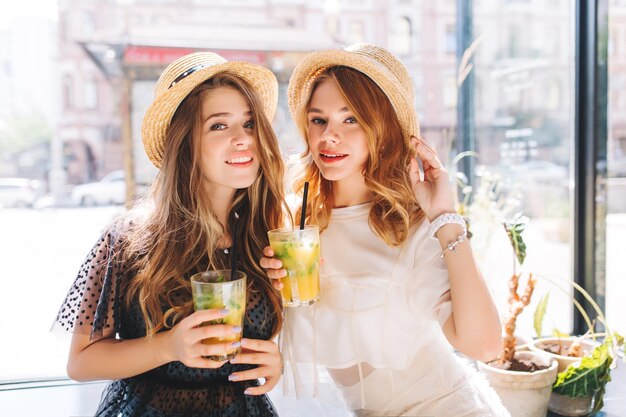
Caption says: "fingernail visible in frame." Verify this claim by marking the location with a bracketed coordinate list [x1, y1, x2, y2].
[231, 326, 242, 333]
[244, 388, 252, 395]
[228, 374, 239, 381]
[231, 341, 241, 348]
[240, 338, 248, 346]
[219, 309, 230, 315]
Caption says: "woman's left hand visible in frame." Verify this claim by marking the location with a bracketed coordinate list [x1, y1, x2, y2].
[408, 136, 456, 221]
[228, 338, 282, 395]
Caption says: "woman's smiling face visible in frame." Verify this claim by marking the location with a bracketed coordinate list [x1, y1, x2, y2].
[197, 86, 260, 195]
[306, 79, 369, 184]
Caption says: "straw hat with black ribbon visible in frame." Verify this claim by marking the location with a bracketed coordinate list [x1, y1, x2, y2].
[141, 52, 278, 168]
[287, 43, 420, 147]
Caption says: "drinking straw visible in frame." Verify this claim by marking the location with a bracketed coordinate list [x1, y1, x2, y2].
[230, 211, 239, 277]
[300, 182, 309, 230]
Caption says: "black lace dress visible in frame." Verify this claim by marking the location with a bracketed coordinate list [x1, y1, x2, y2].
[53, 227, 279, 417]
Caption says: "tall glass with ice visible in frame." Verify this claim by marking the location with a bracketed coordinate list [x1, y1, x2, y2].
[190, 270, 246, 361]
[268, 226, 320, 307]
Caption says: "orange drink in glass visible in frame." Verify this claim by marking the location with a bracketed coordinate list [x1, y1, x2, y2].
[268, 226, 320, 307]
[190, 270, 246, 360]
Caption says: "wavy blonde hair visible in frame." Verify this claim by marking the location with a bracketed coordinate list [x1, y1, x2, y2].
[121, 74, 287, 337]
[293, 66, 424, 246]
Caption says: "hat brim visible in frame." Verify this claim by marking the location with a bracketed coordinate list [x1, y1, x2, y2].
[142, 61, 278, 168]
[287, 49, 418, 145]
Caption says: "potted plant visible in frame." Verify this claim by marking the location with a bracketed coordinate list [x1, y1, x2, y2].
[450, 157, 624, 416]
[528, 282, 624, 416]
[453, 164, 534, 353]
[530, 334, 598, 373]
[476, 214, 559, 417]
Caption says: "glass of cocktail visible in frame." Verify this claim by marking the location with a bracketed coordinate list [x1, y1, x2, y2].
[268, 226, 320, 307]
[190, 270, 246, 361]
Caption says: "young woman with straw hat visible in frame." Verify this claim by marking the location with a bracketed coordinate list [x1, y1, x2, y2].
[53, 52, 288, 416]
[261, 43, 511, 416]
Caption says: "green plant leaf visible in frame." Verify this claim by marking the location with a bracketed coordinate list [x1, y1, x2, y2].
[504, 213, 528, 265]
[533, 292, 550, 338]
[606, 332, 625, 363]
[552, 342, 613, 400]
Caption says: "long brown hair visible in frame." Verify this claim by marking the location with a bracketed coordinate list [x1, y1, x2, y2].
[122, 74, 286, 337]
[294, 66, 424, 246]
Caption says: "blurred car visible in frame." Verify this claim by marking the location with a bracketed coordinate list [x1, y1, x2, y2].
[71, 170, 126, 206]
[0, 178, 40, 208]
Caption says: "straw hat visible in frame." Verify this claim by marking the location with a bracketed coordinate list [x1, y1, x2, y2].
[287, 43, 419, 145]
[142, 52, 278, 168]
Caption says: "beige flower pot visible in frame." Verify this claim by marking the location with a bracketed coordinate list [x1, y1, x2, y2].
[477, 351, 558, 417]
[547, 391, 597, 416]
[529, 337, 598, 373]
[529, 337, 600, 416]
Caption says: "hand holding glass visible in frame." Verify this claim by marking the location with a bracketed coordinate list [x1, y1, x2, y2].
[268, 226, 320, 307]
[190, 270, 246, 361]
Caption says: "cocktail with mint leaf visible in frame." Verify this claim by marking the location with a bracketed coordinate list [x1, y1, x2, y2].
[268, 226, 320, 307]
[190, 270, 246, 360]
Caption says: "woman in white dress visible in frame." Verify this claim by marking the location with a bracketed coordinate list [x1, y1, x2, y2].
[261, 43, 511, 417]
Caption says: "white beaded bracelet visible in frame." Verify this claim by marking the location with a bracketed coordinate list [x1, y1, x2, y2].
[429, 212, 467, 239]
[440, 232, 468, 258]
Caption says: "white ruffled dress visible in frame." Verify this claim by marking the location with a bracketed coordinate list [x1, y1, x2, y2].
[280, 203, 510, 417]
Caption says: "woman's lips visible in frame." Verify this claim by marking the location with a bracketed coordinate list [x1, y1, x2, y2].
[320, 152, 348, 163]
[226, 155, 254, 167]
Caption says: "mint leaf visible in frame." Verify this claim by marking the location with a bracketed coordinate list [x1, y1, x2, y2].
[227, 300, 241, 311]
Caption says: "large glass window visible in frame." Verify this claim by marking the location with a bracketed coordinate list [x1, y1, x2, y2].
[83, 77, 99, 109]
[347, 19, 365, 44]
[470, 0, 575, 335]
[390, 16, 412, 55]
[63, 75, 74, 110]
[445, 24, 457, 54]
[0, 0, 614, 394]
[606, 0, 626, 337]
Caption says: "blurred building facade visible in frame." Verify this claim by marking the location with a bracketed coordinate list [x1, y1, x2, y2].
[56, 0, 456, 189]
[54, 0, 626, 191]
[56, 0, 336, 186]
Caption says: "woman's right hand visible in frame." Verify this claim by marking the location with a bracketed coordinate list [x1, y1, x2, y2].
[260, 246, 286, 290]
[163, 309, 241, 368]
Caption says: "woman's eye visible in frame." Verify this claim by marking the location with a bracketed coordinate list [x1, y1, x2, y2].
[243, 119, 255, 129]
[210, 123, 227, 131]
[311, 117, 326, 125]
[345, 117, 357, 124]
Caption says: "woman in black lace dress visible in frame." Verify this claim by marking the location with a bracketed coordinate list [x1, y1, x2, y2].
[53, 52, 289, 417]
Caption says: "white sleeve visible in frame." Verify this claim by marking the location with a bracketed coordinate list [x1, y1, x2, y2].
[407, 222, 452, 327]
